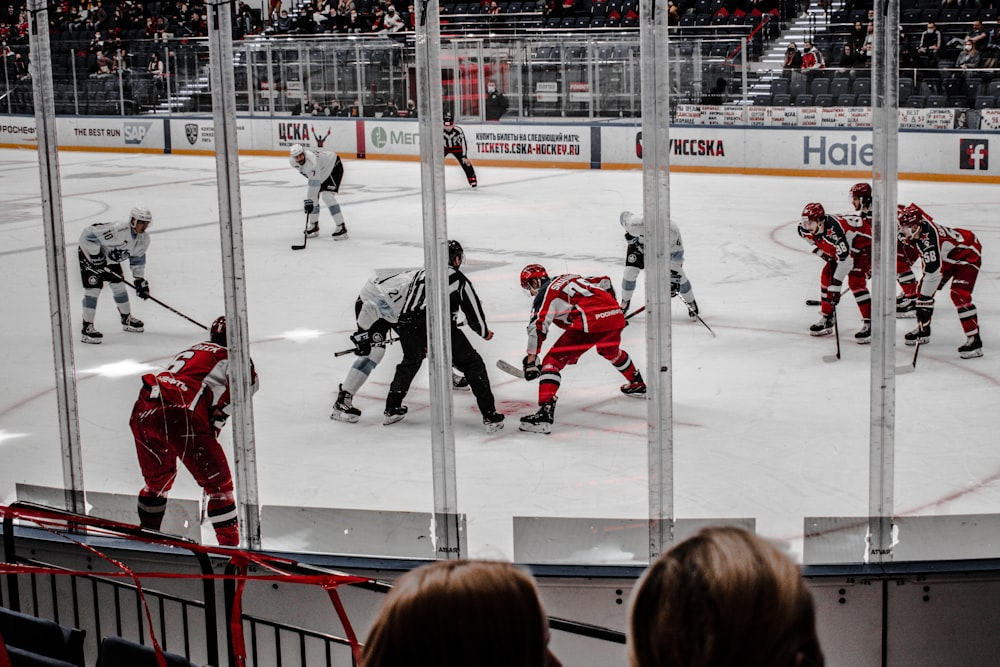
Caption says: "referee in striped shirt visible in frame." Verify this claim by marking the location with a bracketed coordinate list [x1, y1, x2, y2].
[383, 240, 505, 433]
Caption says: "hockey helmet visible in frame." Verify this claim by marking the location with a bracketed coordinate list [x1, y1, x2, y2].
[210, 316, 227, 346]
[443, 112, 454, 124]
[520, 264, 549, 292]
[448, 239, 464, 267]
[849, 182, 872, 209]
[130, 207, 152, 230]
[290, 144, 305, 158]
[802, 202, 826, 222]
[897, 204, 925, 239]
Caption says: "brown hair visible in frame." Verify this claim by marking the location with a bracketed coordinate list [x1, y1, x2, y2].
[628, 526, 824, 667]
[361, 559, 558, 667]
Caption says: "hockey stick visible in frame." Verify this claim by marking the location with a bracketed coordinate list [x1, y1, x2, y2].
[822, 307, 841, 363]
[691, 311, 717, 338]
[626, 306, 645, 319]
[291, 213, 310, 251]
[334, 335, 399, 357]
[896, 339, 920, 375]
[122, 278, 208, 330]
[496, 359, 525, 379]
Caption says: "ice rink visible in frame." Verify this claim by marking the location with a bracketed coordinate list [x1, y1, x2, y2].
[1, 147, 998, 563]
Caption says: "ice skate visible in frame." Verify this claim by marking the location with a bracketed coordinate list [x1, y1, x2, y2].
[519, 401, 556, 434]
[896, 296, 916, 318]
[452, 372, 471, 391]
[904, 324, 930, 346]
[121, 313, 144, 332]
[383, 405, 407, 425]
[468, 177, 477, 188]
[620, 380, 648, 398]
[81, 321, 103, 344]
[331, 384, 361, 423]
[332, 223, 349, 241]
[855, 319, 871, 344]
[482, 411, 505, 434]
[958, 334, 983, 359]
[809, 314, 835, 336]
[305, 221, 319, 238]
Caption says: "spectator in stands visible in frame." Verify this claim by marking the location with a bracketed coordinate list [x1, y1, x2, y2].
[783, 42, 802, 75]
[342, 8, 364, 32]
[405, 98, 417, 117]
[860, 21, 875, 65]
[13, 51, 28, 80]
[847, 20, 866, 53]
[338, 0, 356, 17]
[800, 39, 825, 80]
[984, 19, 1000, 68]
[628, 526, 825, 667]
[383, 98, 399, 116]
[274, 9, 293, 33]
[953, 37, 982, 81]
[667, 1, 680, 25]
[899, 41, 922, 76]
[89, 30, 106, 54]
[383, 4, 405, 32]
[484, 80, 509, 120]
[94, 49, 114, 77]
[270, 0, 284, 21]
[836, 43, 865, 79]
[918, 21, 943, 68]
[966, 20, 988, 52]
[147, 51, 165, 77]
[361, 559, 562, 667]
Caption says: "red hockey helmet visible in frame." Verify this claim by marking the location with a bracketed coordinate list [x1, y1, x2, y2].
[210, 316, 227, 346]
[849, 182, 872, 209]
[897, 204, 925, 239]
[520, 264, 549, 291]
[802, 202, 826, 222]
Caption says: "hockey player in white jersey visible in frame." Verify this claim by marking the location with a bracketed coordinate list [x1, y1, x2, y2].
[332, 268, 471, 423]
[77, 207, 152, 344]
[618, 210, 699, 318]
[289, 143, 348, 240]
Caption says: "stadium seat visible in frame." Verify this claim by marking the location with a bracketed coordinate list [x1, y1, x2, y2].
[814, 94, 834, 106]
[836, 93, 857, 106]
[770, 78, 789, 96]
[794, 93, 814, 106]
[905, 94, 926, 107]
[788, 77, 808, 98]
[974, 95, 996, 109]
[829, 77, 851, 98]
[855, 93, 872, 106]
[926, 94, 947, 107]
[852, 77, 871, 95]
[771, 93, 792, 105]
[810, 78, 830, 96]
[97, 636, 198, 667]
[0, 607, 86, 667]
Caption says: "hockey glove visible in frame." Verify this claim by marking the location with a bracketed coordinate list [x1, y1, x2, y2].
[522, 355, 542, 381]
[670, 271, 681, 298]
[134, 278, 150, 300]
[304, 199, 316, 214]
[210, 407, 228, 434]
[687, 300, 699, 318]
[916, 298, 934, 326]
[351, 330, 372, 356]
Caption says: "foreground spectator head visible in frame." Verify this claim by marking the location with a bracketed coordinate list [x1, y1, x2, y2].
[361, 559, 562, 667]
[628, 525, 824, 667]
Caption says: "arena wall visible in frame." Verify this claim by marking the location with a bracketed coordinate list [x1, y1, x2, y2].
[1, 114, 996, 183]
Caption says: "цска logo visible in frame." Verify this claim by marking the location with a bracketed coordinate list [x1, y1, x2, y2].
[960, 139, 988, 170]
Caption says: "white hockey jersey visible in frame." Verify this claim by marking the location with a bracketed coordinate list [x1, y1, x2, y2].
[79, 220, 150, 278]
[357, 269, 419, 330]
[290, 150, 339, 201]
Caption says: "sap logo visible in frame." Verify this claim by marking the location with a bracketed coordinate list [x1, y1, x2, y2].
[959, 139, 988, 170]
[124, 122, 152, 145]
[803, 135, 873, 166]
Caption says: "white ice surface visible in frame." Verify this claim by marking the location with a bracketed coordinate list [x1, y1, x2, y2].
[1, 148, 998, 563]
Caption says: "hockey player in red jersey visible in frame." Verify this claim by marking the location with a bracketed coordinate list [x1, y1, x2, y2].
[128, 316, 260, 546]
[799, 202, 873, 343]
[897, 204, 983, 358]
[518, 265, 645, 434]
[848, 182, 920, 317]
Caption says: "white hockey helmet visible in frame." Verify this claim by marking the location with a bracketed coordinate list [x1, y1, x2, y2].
[130, 207, 152, 228]
[290, 144, 305, 158]
[620, 210, 644, 237]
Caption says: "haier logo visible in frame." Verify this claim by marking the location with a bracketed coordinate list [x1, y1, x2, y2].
[803, 135, 873, 166]
[960, 139, 988, 170]
[124, 121, 152, 145]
